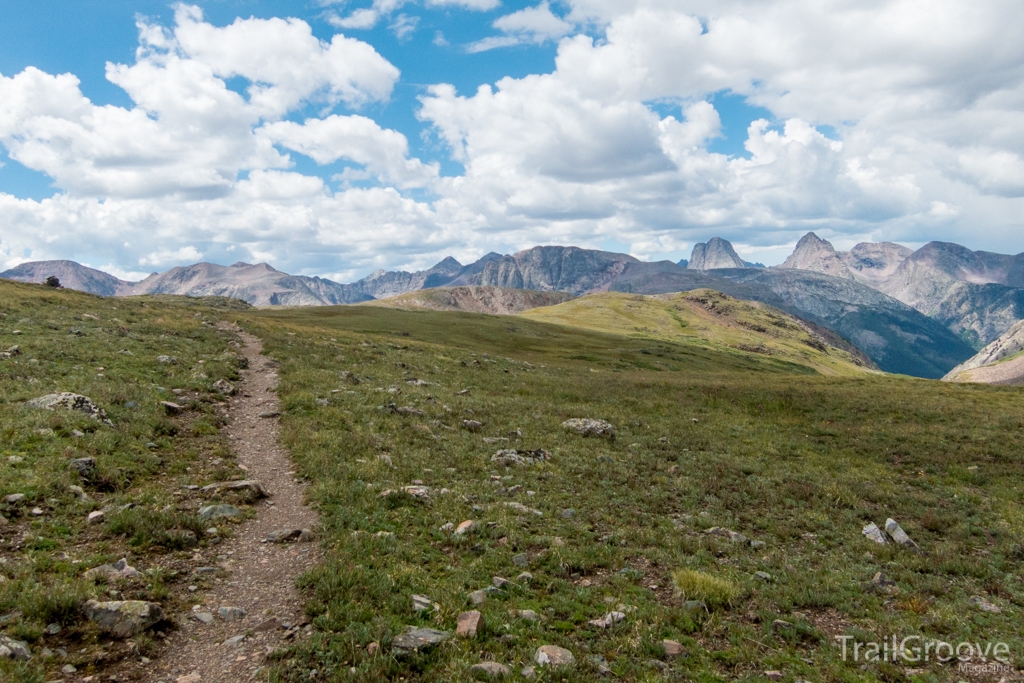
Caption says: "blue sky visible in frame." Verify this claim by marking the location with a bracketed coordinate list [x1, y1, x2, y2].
[0, 1, 1021, 279]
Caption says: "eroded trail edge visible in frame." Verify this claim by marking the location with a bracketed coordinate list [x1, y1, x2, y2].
[154, 327, 319, 683]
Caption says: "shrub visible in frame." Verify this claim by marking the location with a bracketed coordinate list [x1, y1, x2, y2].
[671, 569, 741, 609]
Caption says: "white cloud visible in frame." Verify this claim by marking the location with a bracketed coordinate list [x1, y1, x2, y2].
[468, 1, 574, 52]
[330, 9, 381, 29]
[426, 0, 500, 9]
[390, 14, 420, 40]
[140, 246, 204, 267]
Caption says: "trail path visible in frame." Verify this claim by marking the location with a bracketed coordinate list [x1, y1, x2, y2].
[152, 327, 319, 683]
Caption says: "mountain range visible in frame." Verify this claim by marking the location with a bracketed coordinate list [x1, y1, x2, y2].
[5, 233, 1023, 379]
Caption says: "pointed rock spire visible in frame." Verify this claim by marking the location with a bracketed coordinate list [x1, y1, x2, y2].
[687, 237, 747, 271]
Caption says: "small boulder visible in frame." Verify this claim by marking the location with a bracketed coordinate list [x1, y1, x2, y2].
[884, 518, 920, 550]
[754, 571, 772, 582]
[200, 480, 267, 498]
[770, 619, 793, 632]
[0, 635, 31, 660]
[198, 504, 241, 522]
[462, 420, 483, 431]
[26, 393, 112, 425]
[0, 345, 21, 359]
[516, 609, 539, 621]
[87, 510, 105, 525]
[662, 639, 684, 658]
[85, 558, 141, 581]
[969, 595, 1001, 613]
[868, 572, 899, 596]
[456, 610, 485, 637]
[212, 379, 236, 396]
[491, 449, 550, 467]
[534, 645, 575, 668]
[504, 502, 543, 516]
[218, 606, 246, 622]
[161, 401, 185, 415]
[469, 590, 488, 606]
[84, 599, 163, 637]
[4, 493, 25, 504]
[412, 594, 436, 612]
[69, 457, 97, 478]
[257, 410, 281, 418]
[512, 553, 529, 567]
[471, 662, 510, 679]
[193, 611, 214, 624]
[156, 355, 177, 364]
[339, 370, 361, 385]
[391, 626, 450, 655]
[561, 418, 615, 440]
[454, 520, 476, 536]
[765, 671, 783, 681]
[862, 522, 888, 545]
[587, 611, 625, 629]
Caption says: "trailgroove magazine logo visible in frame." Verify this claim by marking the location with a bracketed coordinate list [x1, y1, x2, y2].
[836, 635, 1012, 665]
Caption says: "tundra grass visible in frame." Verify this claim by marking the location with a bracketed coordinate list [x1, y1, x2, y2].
[251, 303, 1024, 683]
[0, 281, 251, 682]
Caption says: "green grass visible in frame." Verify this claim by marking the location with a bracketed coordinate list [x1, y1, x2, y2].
[672, 570, 742, 610]
[247, 303, 1024, 682]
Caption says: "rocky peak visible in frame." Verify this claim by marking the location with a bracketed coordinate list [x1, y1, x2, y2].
[779, 233, 852, 279]
[840, 242, 911, 285]
[687, 238, 746, 271]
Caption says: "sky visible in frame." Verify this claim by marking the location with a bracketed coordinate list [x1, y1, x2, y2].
[0, 0, 1023, 282]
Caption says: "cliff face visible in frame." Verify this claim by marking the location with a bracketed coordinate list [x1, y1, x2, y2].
[467, 246, 640, 295]
[944, 319, 1024, 384]
[780, 233, 854, 279]
[687, 237, 747, 271]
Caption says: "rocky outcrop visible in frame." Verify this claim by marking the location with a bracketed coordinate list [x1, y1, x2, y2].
[779, 233, 853, 279]
[842, 241, 912, 285]
[944, 319, 1024, 384]
[687, 237, 747, 271]
[465, 246, 640, 295]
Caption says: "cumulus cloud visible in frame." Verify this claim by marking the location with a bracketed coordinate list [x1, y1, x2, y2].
[468, 2, 574, 52]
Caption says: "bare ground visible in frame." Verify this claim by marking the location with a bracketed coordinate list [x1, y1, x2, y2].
[150, 327, 319, 683]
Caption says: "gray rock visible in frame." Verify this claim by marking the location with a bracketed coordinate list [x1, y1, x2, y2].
[85, 558, 140, 581]
[69, 485, 88, 499]
[4, 493, 25, 504]
[491, 449, 550, 467]
[662, 639, 684, 658]
[0, 345, 21, 359]
[200, 480, 267, 498]
[26, 393, 112, 425]
[504, 502, 543, 516]
[705, 526, 748, 544]
[83, 599, 163, 637]
[492, 576, 511, 588]
[219, 606, 246, 622]
[884, 518, 920, 550]
[456, 610, 485, 637]
[462, 420, 483, 431]
[512, 553, 529, 567]
[517, 571, 533, 582]
[754, 571, 772, 582]
[589, 654, 613, 675]
[198, 504, 241, 521]
[868, 572, 899, 595]
[412, 594, 435, 612]
[70, 457, 97, 478]
[771, 619, 793, 632]
[156, 355, 177, 364]
[160, 401, 185, 415]
[212, 379, 236, 395]
[391, 626, 450, 654]
[470, 661, 510, 678]
[223, 635, 245, 647]
[193, 612, 214, 624]
[862, 522, 888, 544]
[521, 666, 536, 679]
[257, 410, 281, 418]
[0, 635, 31, 660]
[516, 609, 539, 621]
[561, 418, 615, 439]
[469, 590, 488, 606]
[561, 508, 576, 519]
[587, 611, 625, 629]
[534, 645, 575, 667]
[969, 595, 1001, 613]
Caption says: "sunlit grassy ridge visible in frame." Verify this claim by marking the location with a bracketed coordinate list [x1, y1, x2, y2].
[249, 303, 1024, 682]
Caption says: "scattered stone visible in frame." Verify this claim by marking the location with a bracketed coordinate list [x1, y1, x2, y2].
[884, 518, 920, 550]
[469, 590, 488, 606]
[750, 540, 767, 549]
[0, 515, 7, 526]
[521, 666, 536, 679]
[587, 611, 626, 629]
[454, 520, 476, 536]
[534, 645, 575, 668]
[69, 457, 97, 479]
[491, 449, 550, 467]
[504, 502, 543, 516]
[84, 599, 164, 637]
[254, 617, 281, 632]
[161, 401, 185, 415]
[219, 606, 246, 622]
[71, 428, 85, 437]
[213, 379, 236, 395]
[87, 510, 105, 525]
[456, 610, 485, 637]
[366, 641, 380, 655]
[471, 661, 510, 678]
[969, 595, 1001, 613]
[483, 437, 509, 444]
[0, 345, 21, 359]
[386, 403, 426, 417]
[193, 612, 214, 624]
[492, 576, 510, 588]
[85, 558, 141, 581]
[868, 572, 898, 595]
[771, 619, 794, 632]
[517, 571, 533, 582]
[264, 528, 311, 543]
[662, 639, 684, 658]
[754, 571, 772, 582]
[61, 663, 77, 674]
[391, 626, 450, 654]
[30, 507, 43, 516]
[69, 485, 88, 499]
[406, 378, 429, 386]
[462, 419, 483, 431]
[223, 635, 245, 647]
[339, 370, 361, 385]
[440, 522, 455, 532]
[378, 454, 395, 468]
[4, 493, 25, 504]
[0, 635, 31, 660]
[177, 673, 201, 683]
[26, 392, 112, 425]
[705, 526, 749, 544]
[516, 609, 539, 621]
[198, 504, 241, 522]
[512, 553, 529, 567]
[561, 508, 576, 519]
[862, 522, 888, 545]
[561, 418, 615, 439]
[765, 671, 783, 681]
[200, 480, 267, 498]
[412, 594, 436, 612]
[156, 355, 177, 364]
[257, 410, 281, 419]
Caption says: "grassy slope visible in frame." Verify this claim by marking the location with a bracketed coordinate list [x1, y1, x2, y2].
[520, 290, 870, 377]
[0, 281, 254, 683]
[250, 303, 1024, 683]
[365, 287, 575, 315]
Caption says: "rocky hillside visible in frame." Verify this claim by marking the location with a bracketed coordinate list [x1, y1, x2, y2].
[366, 286, 575, 315]
[687, 237, 747, 270]
[944, 319, 1024, 384]
[0, 260, 134, 297]
[459, 246, 640, 295]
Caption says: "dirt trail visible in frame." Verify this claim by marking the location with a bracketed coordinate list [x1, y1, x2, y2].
[152, 327, 319, 683]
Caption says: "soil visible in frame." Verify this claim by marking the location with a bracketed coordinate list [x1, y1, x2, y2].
[148, 326, 320, 683]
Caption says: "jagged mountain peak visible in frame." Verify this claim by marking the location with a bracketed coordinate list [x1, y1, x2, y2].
[687, 237, 746, 271]
[779, 232, 853, 279]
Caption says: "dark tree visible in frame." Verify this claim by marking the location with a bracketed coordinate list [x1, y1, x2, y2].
[44, 275, 62, 288]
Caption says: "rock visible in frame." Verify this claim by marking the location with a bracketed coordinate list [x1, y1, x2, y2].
[534, 645, 575, 668]
[265, 528, 303, 543]
[770, 619, 793, 632]
[0, 345, 21, 359]
[471, 661, 510, 678]
[254, 617, 281, 632]
[219, 606, 246, 622]
[587, 611, 625, 629]
[223, 635, 245, 647]
[71, 429, 85, 437]
[391, 626, 450, 654]
[754, 571, 772, 582]
[491, 449, 550, 467]
[483, 437, 508, 444]
[4, 493, 25, 504]
[561, 418, 615, 439]
[561, 508, 576, 519]
[83, 599, 163, 637]
[200, 480, 268, 498]
[69, 485, 88, 499]
[462, 420, 483, 431]
[378, 454, 395, 468]
[0, 635, 31, 660]
[161, 401, 185, 415]
[868, 572, 898, 595]
[156, 355, 177, 364]
[0, 515, 7, 526]
[193, 612, 214, 624]
[512, 553, 529, 567]
[862, 522, 888, 544]
[884, 518, 920, 550]
[366, 641, 380, 655]
[492, 576, 511, 588]
[30, 507, 43, 516]
[257, 410, 281, 418]
[454, 520, 476, 536]
[26, 393, 112, 425]
[177, 673, 201, 683]
[750, 540, 766, 549]
[298, 529, 315, 542]
[61, 663, 77, 674]
[765, 671, 783, 681]
[440, 522, 455, 532]
[662, 639, 684, 658]
[198, 504, 241, 521]
[386, 403, 426, 417]
[457, 610, 485, 637]
[412, 594, 436, 612]
[406, 378, 430, 386]
[70, 457, 97, 478]
[85, 558, 141, 581]
[401, 485, 431, 498]
[213, 379, 236, 395]
[504, 502, 543, 516]
[969, 595, 1001, 613]
[516, 609, 539, 621]
[87, 510, 105, 525]
[521, 666, 536, 679]
[705, 526, 749, 544]
[339, 370, 361, 385]
[469, 590, 488, 606]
